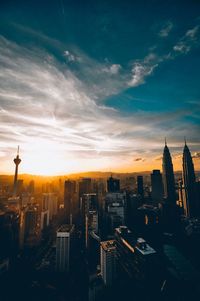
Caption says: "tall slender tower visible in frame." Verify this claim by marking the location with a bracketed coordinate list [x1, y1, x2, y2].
[182, 140, 196, 217]
[13, 146, 21, 196]
[162, 139, 176, 204]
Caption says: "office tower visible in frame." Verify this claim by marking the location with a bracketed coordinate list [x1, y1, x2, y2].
[28, 180, 35, 195]
[104, 193, 125, 235]
[151, 170, 163, 203]
[64, 180, 76, 223]
[137, 176, 144, 197]
[107, 176, 120, 193]
[13, 146, 21, 196]
[24, 205, 40, 247]
[182, 141, 196, 217]
[56, 224, 74, 272]
[40, 210, 49, 230]
[79, 178, 92, 198]
[100, 240, 116, 286]
[114, 226, 161, 296]
[81, 193, 98, 247]
[42, 193, 58, 221]
[162, 140, 176, 204]
[177, 180, 185, 212]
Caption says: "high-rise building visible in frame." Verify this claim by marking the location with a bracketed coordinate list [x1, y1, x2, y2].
[81, 193, 98, 247]
[79, 178, 92, 198]
[13, 146, 21, 197]
[182, 141, 196, 217]
[107, 176, 120, 193]
[137, 176, 144, 197]
[104, 193, 125, 235]
[23, 204, 40, 247]
[56, 224, 74, 272]
[151, 170, 163, 203]
[42, 193, 58, 221]
[64, 180, 77, 223]
[100, 240, 116, 286]
[162, 140, 176, 204]
[114, 226, 162, 296]
[40, 210, 49, 230]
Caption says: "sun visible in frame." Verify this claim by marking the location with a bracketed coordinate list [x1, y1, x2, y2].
[20, 140, 67, 175]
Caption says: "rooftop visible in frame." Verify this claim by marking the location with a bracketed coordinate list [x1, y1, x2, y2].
[101, 240, 116, 252]
[57, 224, 74, 233]
[135, 238, 156, 256]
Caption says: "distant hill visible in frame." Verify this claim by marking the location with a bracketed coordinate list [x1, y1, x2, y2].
[1, 170, 199, 184]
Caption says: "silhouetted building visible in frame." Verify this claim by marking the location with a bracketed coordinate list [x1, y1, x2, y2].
[137, 176, 144, 197]
[56, 224, 74, 272]
[182, 141, 196, 217]
[151, 170, 163, 203]
[24, 205, 40, 247]
[81, 193, 98, 248]
[162, 140, 176, 204]
[42, 193, 58, 220]
[100, 240, 116, 286]
[13, 146, 21, 197]
[104, 193, 125, 235]
[64, 180, 76, 223]
[107, 176, 120, 193]
[114, 226, 162, 297]
[41, 210, 49, 230]
[79, 178, 92, 198]
[28, 180, 35, 195]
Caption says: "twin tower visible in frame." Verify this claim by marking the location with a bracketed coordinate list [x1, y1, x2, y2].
[162, 140, 196, 217]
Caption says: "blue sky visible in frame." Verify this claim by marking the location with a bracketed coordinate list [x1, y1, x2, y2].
[0, 0, 200, 174]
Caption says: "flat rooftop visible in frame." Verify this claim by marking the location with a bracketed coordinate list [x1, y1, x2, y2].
[101, 240, 116, 252]
[115, 226, 136, 253]
[57, 224, 74, 233]
[115, 227, 156, 256]
[136, 238, 156, 256]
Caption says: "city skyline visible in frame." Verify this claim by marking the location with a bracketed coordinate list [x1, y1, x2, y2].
[0, 0, 200, 175]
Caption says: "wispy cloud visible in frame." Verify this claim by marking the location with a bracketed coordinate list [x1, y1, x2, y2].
[128, 53, 158, 87]
[102, 64, 122, 75]
[134, 157, 145, 162]
[159, 21, 173, 37]
[63, 50, 80, 62]
[173, 25, 200, 54]
[0, 32, 199, 174]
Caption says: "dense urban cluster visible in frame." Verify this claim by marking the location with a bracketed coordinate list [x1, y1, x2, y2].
[0, 141, 200, 300]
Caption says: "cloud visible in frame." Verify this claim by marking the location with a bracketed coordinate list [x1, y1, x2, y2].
[102, 64, 122, 75]
[134, 158, 145, 162]
[128, 53, 158, 87]
[154, 156, 162, 161]
[159, 21, 173, 37]
[63, 50, 80, 62]
[0, 34, 200, 174]
[193, 152, 200, 159]
[173, 25, 200, 54]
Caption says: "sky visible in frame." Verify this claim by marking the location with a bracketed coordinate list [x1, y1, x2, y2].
[0, 0, 200, 175]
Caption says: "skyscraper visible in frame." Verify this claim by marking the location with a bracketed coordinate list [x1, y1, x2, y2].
[64, 180, 76, 223]
[162, 140, 176, 204]
[182, 141, 196, 217]
[100, 240, 116, 286]
[107, 175, 120, 193]
[137, 176, 144, 198]
[151, 170, 163, 203]
[13, 146, 21, 197]
[56, 224, 74, 272]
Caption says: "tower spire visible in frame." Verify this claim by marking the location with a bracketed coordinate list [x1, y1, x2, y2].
[184, 137, 187, 146]
[13, 146, 21, 197]
[165, 137, 167, 146]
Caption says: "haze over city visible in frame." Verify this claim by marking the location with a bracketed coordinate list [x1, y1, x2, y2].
[0, 0, 200, 175]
